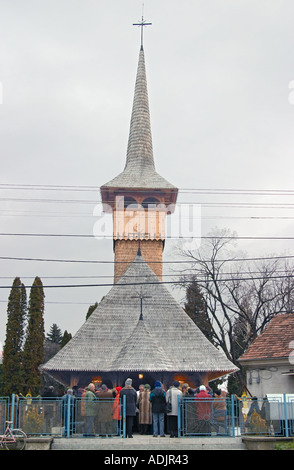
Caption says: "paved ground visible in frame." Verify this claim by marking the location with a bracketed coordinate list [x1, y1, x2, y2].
[51, 434, 246, 450]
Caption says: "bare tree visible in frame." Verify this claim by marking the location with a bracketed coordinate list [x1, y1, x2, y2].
[179, 228, 294, 379]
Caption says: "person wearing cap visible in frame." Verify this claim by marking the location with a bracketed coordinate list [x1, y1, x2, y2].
[149, 381, 166, 437]
[120, 378, 137, 438]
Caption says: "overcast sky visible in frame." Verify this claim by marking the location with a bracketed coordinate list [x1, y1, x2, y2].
[1, 0, 294, 348]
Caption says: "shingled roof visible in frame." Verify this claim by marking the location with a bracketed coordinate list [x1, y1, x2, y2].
[239, 313, 294, 362]
[101, 47, 177, 192]
[41, 252, 238, 375]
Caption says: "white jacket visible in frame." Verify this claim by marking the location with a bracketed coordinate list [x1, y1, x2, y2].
[166, 386, 182, 416]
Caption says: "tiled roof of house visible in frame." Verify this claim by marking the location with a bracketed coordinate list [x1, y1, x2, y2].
[239, 313, 294, 362]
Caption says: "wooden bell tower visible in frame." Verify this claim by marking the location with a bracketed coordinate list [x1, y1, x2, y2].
[101, 33, 178, 282]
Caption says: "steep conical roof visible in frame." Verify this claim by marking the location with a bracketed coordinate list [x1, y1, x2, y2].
[101, 47, 177, 191]
[125, 46, 155, 175]
[41, 253, 238, 375]
[116, 316, 174, 371]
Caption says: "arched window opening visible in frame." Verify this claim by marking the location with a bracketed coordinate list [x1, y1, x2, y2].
[142, 197, 160, 209]
[123, 196, 138, 208]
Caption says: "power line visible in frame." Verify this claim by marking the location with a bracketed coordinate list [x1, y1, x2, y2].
[0, 232, 294, 241]
[0, 268, 292, 281]
[1, 196, 294, 208]
[0, 300, 92, 305]
[1, 253, 294, 264]
[1, 273, 294, 289]
[1, 183, 294, 196]
[2, 210, 294, 220]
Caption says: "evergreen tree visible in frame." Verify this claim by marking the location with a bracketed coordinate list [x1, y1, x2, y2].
[86, 302, 98, 320]
[184, 277, 216, 346]
[60, 330, 72, 348]
[2, 278, 27, 395]
[43, 338, 60, 364]
[46, 323, 63, 344]
[22, 277, 45, 395]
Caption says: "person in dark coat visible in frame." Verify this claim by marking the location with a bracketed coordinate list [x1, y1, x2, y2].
[150, 381, 166, 437]
[247, 396, 261, 418]
[120, 378, 137, 438]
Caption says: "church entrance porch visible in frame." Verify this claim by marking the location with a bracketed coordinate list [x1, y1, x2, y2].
[66, 371, 206, 392]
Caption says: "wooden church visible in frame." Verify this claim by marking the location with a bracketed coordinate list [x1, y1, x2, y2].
[41, 31, 238, 390]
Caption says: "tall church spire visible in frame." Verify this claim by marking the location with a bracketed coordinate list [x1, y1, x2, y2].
[124, 46, 155, 174]
[127, 14, 154, 171]
[101, 45, 177, 199]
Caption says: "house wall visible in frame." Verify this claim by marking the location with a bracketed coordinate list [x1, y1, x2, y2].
[243, 360, 294, 397]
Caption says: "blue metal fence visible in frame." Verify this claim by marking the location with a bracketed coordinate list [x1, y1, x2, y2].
[179, 395, 234, 437]
[179, 395, 294, 438]
[0, 394, 126, 438]
[1, 393, 293, 438]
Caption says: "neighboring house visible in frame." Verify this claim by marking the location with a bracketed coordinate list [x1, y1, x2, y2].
[239, 314, 294, 397]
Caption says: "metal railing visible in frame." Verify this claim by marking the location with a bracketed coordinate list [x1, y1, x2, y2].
[179, 394, 294, 438]
[0, 394, 126, 438]
[236, 394, 294, 438]
[1, 393, 293, 438]
[0, 398, 9, 434]
[68, 397, 125, 438]
[179, 396, 234, 437]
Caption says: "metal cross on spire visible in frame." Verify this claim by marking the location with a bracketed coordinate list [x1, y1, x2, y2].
[131, 286, 152, 321]
[133, 15, 152, 50]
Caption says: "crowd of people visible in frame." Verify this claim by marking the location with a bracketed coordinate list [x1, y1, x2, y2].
[58, 378, 228, 438]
